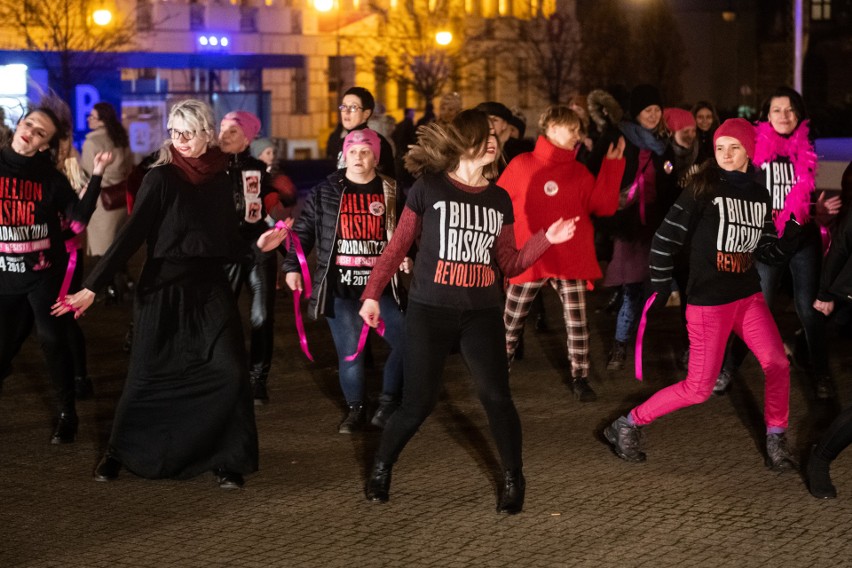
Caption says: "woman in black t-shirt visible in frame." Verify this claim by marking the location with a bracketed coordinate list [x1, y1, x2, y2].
[357, 109, 576, 514]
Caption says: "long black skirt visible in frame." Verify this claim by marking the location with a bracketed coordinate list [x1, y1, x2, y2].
[108, 258, 259, 480]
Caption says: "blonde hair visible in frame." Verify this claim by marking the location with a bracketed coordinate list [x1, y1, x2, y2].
[152, 99, 217, 166]
[404, 109, 501, 179]
[538, 105, 585, 137]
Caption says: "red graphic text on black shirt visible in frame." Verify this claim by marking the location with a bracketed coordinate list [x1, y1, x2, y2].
[432, 200, 503, 288]
[335, 191, 386, 288]
[712, 196, 766, 273]
[0, 176, 49, 273]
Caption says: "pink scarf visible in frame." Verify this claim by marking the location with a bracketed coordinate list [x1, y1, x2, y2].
[753, 120, 817, 236]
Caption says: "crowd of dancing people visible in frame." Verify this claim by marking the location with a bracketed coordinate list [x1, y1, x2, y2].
[4, 81, 852, 510]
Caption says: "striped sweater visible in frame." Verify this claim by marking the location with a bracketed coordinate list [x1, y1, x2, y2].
[649, 166, 800, 306]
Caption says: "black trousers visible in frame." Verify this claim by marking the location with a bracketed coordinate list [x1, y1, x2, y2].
[226, 253, 277, 381]
[376, 301, 523, 471]
[0, 273, 76, 413]
[814, 405, 852, 462]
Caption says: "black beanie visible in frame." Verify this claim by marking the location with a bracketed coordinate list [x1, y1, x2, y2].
[629, 84, 663, 119]
[475, 101, 513, 122]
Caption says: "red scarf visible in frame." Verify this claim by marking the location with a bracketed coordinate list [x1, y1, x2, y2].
[169, 145, 229, 185]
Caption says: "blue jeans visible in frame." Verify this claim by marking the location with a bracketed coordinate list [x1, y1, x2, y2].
[725, 234, 829, 375]
[615, 283, 646, 344]
[326, 294, 405, 405]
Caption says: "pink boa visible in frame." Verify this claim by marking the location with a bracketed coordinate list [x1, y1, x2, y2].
[753, 120, 818, 235]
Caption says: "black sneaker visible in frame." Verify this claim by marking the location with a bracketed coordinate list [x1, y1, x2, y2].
[765, 433, 798, 471]
[713, 369, 734, 396]
[570, 378, 597, 402]
[215, 469, 245, 490]
[338, 404, 365, 434]
[604, 416, 645, 462]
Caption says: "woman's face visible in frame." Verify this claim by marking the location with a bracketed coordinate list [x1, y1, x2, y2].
[217, 120, 249, 154]
[87, 108, 104, 131]
[11, 111, 56, 157]
[637, 105, 662, 130]
[340, 94, 370, 130]
[169, 116, 209, 158]
[546, 123, 580, 150]
[715, 136, 749, 173]
[694, 108, 714, 132]
[767, 96, 799, 135]
[471, 129, 499, 168]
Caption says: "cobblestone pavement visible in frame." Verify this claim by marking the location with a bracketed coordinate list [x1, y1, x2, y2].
[3, 277, 852, 567]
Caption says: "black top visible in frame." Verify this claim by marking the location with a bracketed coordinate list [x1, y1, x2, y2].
[84, 163, 248, 292]
[406, 173, 514, 310]
[649, 167, 799, 306]
[330, 176, 387, 299]
[0, 148, 101, 294]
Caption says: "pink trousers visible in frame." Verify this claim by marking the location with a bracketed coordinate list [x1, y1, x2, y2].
[631, 293, 790, 430]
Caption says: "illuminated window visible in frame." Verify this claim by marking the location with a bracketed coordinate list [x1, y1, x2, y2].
[812, 0, 831, 20]
[498, 0, 508, 16]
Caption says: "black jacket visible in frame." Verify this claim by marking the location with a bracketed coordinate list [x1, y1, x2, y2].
[282, 170, 404, 319]
[819, 210, 852, 303]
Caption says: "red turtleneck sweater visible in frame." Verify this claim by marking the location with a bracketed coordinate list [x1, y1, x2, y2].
[498, 135, 625, 282]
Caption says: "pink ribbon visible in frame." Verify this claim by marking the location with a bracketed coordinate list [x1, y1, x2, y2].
[634, 292, 657, 381]
[276, 221, 314, 361]
[57, 220, 87, 314]
[345, 319, 385, 362]
[627, 174, 647, 226]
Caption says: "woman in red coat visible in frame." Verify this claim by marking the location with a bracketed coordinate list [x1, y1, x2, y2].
[499, 105, 625, 401]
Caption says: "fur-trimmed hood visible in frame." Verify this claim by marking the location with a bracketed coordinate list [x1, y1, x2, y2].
[588, 89, 624, 130]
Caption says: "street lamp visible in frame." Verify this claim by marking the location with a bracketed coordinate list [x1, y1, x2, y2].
[93, 8, 113, 26]
[435, 31, 453, 46]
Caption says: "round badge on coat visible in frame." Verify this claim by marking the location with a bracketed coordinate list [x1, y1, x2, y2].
[663, 160, 674, 174]
[544, 181, 559, 196]
[369, 201, 385, 216]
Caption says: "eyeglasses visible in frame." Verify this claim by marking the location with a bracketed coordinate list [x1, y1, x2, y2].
[339, 104, 364, 114]
[168, 128, 198, 141]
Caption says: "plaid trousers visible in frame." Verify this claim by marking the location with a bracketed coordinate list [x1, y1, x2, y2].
[504, 278, 590, 378]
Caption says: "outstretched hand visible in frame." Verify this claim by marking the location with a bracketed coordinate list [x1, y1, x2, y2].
[51, 289, 96, 319]
[606, 136, 626, 160]
[545, 216, 580, 244]
[257, 218, 294, 252]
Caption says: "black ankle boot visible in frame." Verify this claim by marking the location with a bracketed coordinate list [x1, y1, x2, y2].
[365, 461, 393, 502]
[497, 469, 526, 514]
[50, 411, 78, 444]
[94, 453, 122, 482]
[807, 446, 837, 499]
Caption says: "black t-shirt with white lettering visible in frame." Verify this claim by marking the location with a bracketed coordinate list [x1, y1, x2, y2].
[406, 173, 514, 310]
[330, 176, 387, 299]
[650, 169, 777, 306]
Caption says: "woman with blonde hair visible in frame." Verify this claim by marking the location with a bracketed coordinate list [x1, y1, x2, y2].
[56, 99, 259, 489]
[357, 109, 578, 514]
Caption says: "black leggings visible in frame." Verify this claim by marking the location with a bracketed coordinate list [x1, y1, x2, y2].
[814, 405, 852, 462]
[0, 273, 76, 413]
[376, 301, 523, 471]
[226, 254, 277, 380]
